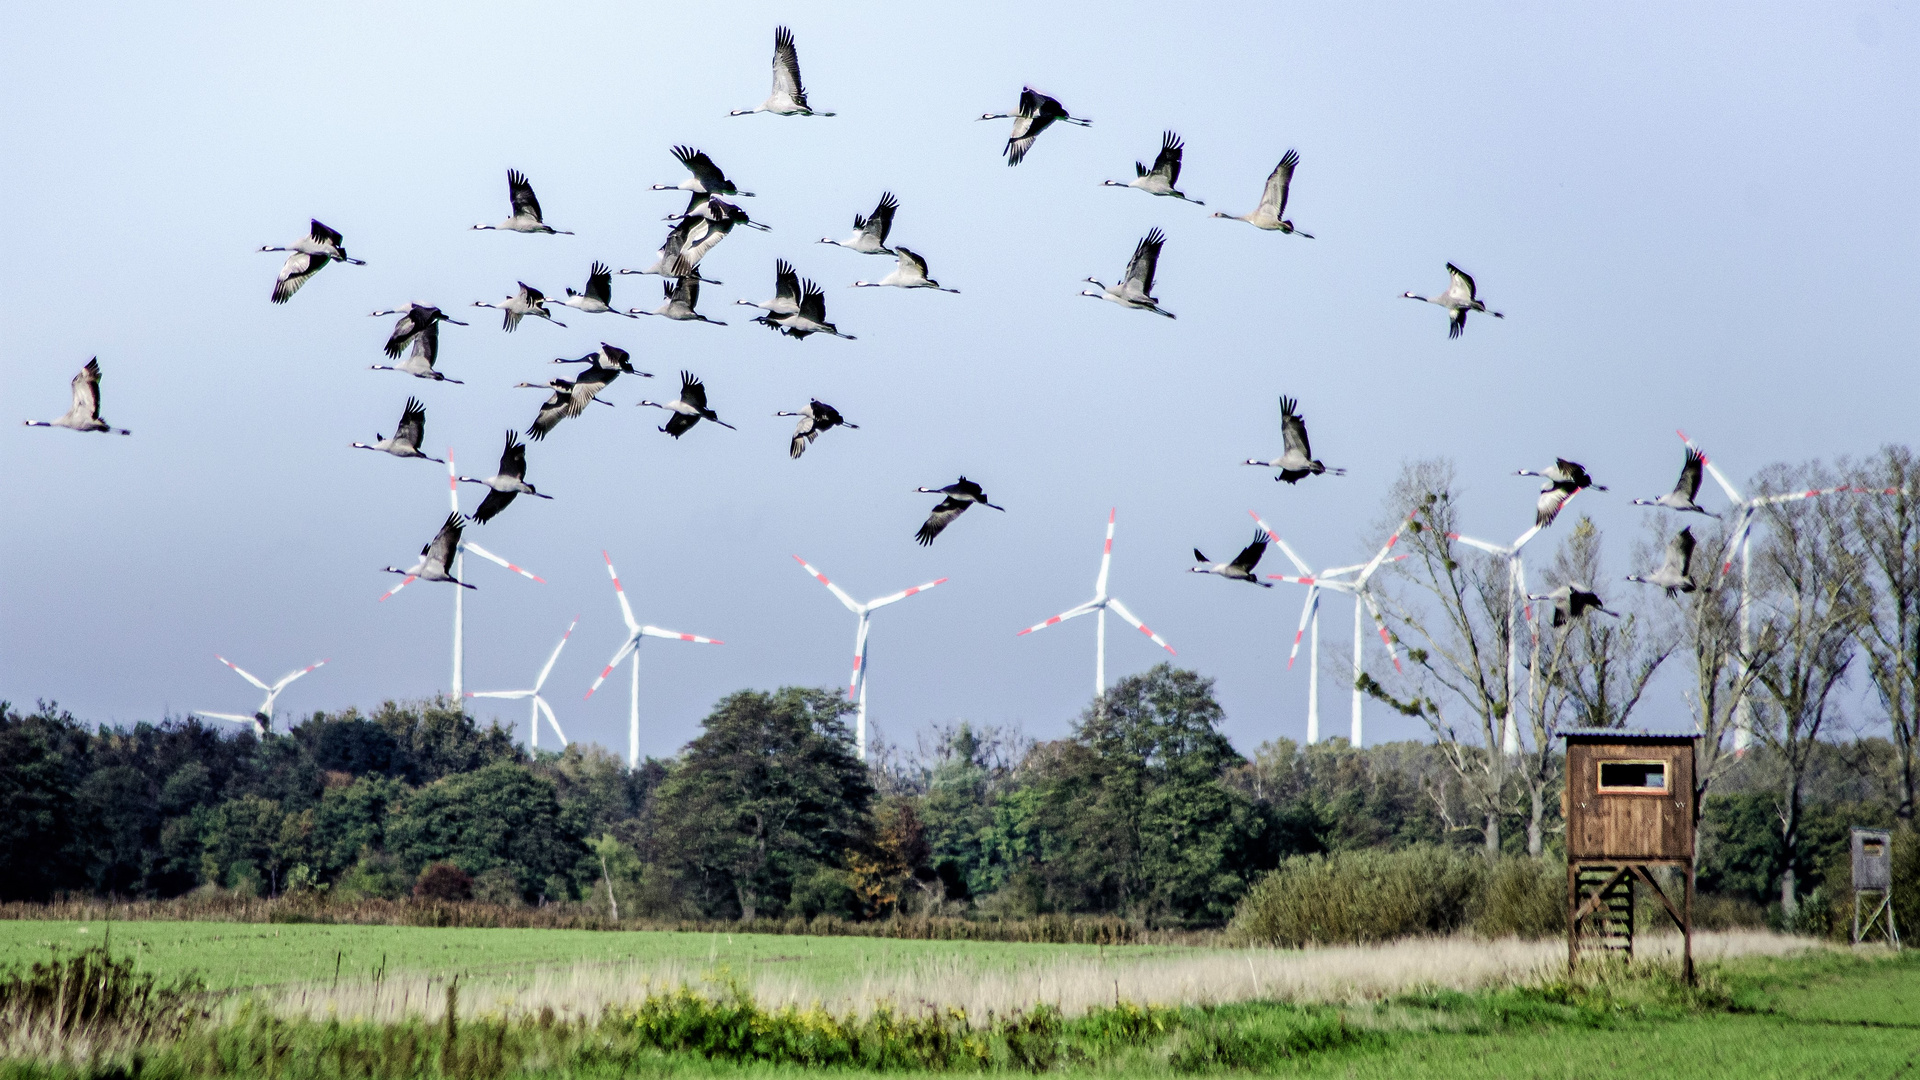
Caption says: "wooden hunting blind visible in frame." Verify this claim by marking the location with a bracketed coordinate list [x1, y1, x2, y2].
[1560, 730, 1699, 981]
[1851, 827, 1900, 947]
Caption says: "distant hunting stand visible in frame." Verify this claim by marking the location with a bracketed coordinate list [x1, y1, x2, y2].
[1851, 827, 1900, 947]
[1561, 730, 1699, 984]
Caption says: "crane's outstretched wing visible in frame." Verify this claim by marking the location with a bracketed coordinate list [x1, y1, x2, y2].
[1150, 131, 1183, 184]
[1231, 530, 1271, 573]
[1262, 150, 1299, 217]
[508, 169, 542, 221]
[772, 26, 809, 110]
[1125, 229, 1166, 294]
[1278, 396, 1311, 460]
[473, 488, 517, 524]
[586, 262, 614, 305]
[916, 497, 971, 546]
[1678, 449, 1705, 501]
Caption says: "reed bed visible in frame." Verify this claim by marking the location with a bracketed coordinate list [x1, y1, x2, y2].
[268, 929, 1816, 1027]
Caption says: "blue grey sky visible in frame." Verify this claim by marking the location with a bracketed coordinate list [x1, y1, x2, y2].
[4, 3, 1915, 759]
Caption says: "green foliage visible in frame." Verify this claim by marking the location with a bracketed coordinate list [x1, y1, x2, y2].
[650, 687, 873, 920]
[981, 666, 1275, 924]
[1164, 1004, 1376, 1072]
[386, 762, 580, 900]
[331, 851, 409, 901]
[1477, 857, 1566, 939]
[1239, 739, 1448, 854]
[920, 723, 1013, 900]
[1892, 825, 1919, 941]
[363, 699, 522, 784]
[307, 775, 405, 880]
[1229, 846, 1486, 947]
[0, 706, 86, 901]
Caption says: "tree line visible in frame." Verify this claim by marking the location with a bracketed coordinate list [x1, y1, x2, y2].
[1, 446, 1909, 926]
[0, 683, 1907, 928]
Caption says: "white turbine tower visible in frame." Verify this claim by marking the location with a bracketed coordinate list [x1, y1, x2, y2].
[1015, 508, 1176, 697]
[1256, 510, 1415, 747]
[193, 656, 328, 737]
[585, 551, 723, 768]
[1676, 430, 1846, 752]
[378, 448, 545, 699]
[1443, 498, 1575, 755]
[465, 617, 577, 751]
[793, 555, 947, 761]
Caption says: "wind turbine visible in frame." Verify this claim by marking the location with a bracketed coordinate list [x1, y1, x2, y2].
[1257, 510, 1416, 747]
[378, 448, 545, 698]
[1675, 430, 1847, 752]
[1015, 508, 1176, 698]
[464, 617, 577, 751]
[1442, 498, 1575, 755]
[193, 656, 328, 737]
[793, 555, 947, 761]
[585, 551, 723, 768]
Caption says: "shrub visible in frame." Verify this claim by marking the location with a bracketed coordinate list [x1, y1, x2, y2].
[472, 866, 523, 907]
[332, 851, 409, 901]
[1692, 891, 1767, 930]
[1228, 845, 1485, 947]
[1477, 857, 1566, 939]
[413, 861, 473, 901]
[792, 866, 858, 920]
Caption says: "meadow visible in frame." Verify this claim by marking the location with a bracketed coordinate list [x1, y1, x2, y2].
[0, 914, 1912, 1076]
[9, 919, 1916, 1078]
[0, 920, 1189, 994]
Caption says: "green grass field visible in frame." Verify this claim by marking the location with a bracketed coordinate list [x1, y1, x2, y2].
[0, 919, 1180, 992]
[2, 921, 1915, 1078]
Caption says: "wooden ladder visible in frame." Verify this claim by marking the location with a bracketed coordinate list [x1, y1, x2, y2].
[1573, 865, 1634, 958]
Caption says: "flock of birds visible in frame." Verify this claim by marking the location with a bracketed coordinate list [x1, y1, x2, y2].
[23, 24, 1729, 716]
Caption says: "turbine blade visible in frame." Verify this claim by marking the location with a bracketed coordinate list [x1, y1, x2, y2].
[1249, 510, 1312, 576]
[1360, 589, 1402, 673]
[584, 635, 640, 699]
[538, 696, 567, 744]
[1016, 600, 1099, 636]
[217, 655, 271, 692]
[1677, 429, 1743, 503]
[194, 711, 259, 724]
[639, 625, 723, 644]
[268, 658, 328, 694]
[1447, 532, 1511, 556]
[465, 690, 533, 699]
[1721, 507, 1759, 577]
[1105, 598, 1175, 655]
[793, 555, 865, 613]
[866, 577, 949, 610]
[1094, 508, 1116, 597]
[1356, 510, 1418, 584]
[447, 449, 461, 513]
[532, 617, 580, 692]
[1286, 586, 1319, 669]
[603, 551, 640, 632]
[849, 617, 871, 700]
[463, 541, 544, 583]
[377, 575, 418, 602]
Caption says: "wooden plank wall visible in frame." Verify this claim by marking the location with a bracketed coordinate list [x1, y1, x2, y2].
[1565, 742, 1694, 860]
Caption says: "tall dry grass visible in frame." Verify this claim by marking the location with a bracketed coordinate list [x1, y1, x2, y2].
[0, 945, 209, 1063]
[268, 929, 1817, 1027]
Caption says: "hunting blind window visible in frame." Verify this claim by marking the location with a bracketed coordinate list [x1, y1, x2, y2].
[1597, 760, 1667, 793]
[1863, 838, 1887, 858]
